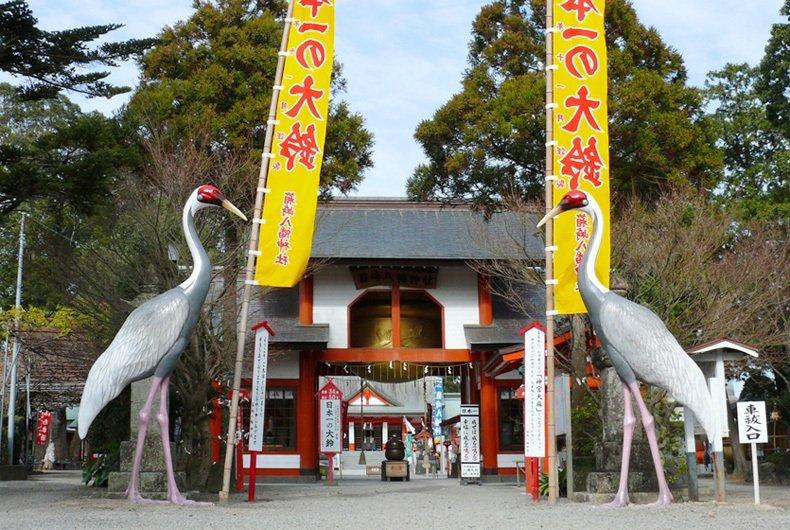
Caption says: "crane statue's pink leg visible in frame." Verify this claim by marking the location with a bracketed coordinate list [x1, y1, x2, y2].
[156, 376, 210, 505]
[627, 382, 673, 506]
[126, 376, 166, 504]
[602, 382, 636, 508]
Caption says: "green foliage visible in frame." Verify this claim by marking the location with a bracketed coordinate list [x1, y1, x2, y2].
[0, 305, 93, 336]
[82, 447, 120, 488]
[571, 394, 601, 459]
[539, 466, 567, 496]
[0, 83, 141, 216]
[755, 1, 790, 138]
[127, 0, 373, 196]
[705, 64, 789, 221]
[408, 0, 721, 211]
[0, 1, 156, 100]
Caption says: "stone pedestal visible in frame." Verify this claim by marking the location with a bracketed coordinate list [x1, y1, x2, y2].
[107, 377, 184, 496]
[586, 368, 657, 495]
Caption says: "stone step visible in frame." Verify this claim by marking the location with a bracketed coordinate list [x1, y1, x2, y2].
[107, 471, 186, 494]
[573, 486, 713, 504]
[586, 471, 657, 493]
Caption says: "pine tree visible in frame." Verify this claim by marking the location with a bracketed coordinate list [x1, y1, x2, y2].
[0, 0, 155, 100]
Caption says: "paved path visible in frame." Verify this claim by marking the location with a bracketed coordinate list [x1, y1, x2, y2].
[1, 471, 788, 529]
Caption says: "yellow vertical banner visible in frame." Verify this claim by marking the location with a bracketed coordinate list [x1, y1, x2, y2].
[256, 0, 334, 287]
[551, 0, 610, 314]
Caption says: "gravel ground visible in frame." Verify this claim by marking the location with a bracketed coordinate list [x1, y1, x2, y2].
[1, 471, 789, 529]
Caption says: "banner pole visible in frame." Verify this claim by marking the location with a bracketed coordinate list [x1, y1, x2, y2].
[219, 0, 296, 502]
[544, 1, 558, 504]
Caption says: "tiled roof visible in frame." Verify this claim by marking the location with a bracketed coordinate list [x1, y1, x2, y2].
[311, 199, 543, 260]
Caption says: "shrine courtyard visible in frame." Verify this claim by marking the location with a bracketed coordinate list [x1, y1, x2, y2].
[1, 471, 789, 529]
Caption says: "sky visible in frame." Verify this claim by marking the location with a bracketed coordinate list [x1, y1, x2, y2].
[13, 0, 785, 197]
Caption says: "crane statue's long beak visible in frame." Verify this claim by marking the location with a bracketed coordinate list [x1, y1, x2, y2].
[536, 205, 562, 228]
[222, 199, 248, 222]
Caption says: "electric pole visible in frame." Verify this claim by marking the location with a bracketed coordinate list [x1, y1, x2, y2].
[6, 212, 26, 465]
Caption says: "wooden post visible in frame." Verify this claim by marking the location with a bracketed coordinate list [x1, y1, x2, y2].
[750, 443, 759, 504]
[219, 0, 296, 502]
[327, 452, 335, 485]
[565, 377, 574, 499]
[247, 451, 258, 502]
[544, 0, 559, 504]
[683, 406, 699, 501]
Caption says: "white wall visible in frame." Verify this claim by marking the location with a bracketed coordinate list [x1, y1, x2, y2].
[268, 351, 300, 379]
[312, 265, 479, 349]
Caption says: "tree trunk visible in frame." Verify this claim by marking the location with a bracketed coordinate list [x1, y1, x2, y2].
[727, 403, 749, 480]
[570, 315, 588, 406]
[222, 224, 239, 355]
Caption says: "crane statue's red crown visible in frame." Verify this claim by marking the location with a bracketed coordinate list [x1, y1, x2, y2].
[197, 184, 225, 205]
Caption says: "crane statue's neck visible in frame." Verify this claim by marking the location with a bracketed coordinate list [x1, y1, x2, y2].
[178, 193, 211, 299]
[577, 196, 609, 300]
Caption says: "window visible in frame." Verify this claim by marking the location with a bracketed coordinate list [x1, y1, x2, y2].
[242, 386, 297, 451]
[498, 387, 523, 451]
[350, 291, 392, 347]
[349, 289, 443, 348]
[400, 290, 442, 348]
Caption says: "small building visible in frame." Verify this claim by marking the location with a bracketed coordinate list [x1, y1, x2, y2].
[210, 198, 551, 481]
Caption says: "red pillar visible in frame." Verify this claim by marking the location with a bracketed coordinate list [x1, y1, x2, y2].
[480, 363, 498, 476]
[299, 276, 313, 325]
[298, 350, 318, 476]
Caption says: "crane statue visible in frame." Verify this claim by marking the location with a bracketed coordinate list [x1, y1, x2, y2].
[78, 184, 247, 505]
[538, 190, 720, 507]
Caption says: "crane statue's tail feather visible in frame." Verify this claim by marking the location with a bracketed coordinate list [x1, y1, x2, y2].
[78, 348, 135, 440]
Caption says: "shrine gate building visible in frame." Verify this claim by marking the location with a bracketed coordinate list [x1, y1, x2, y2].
[210, 198, 550, 482]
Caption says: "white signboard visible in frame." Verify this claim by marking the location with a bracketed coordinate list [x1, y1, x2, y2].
[318, 380, 343, 454]
[737, 401, 768, 444]
[248, 323, 272, 452]
[320, 398, 342, 453]
[460, 404, 480, 478]
[524, 324, 546, 457]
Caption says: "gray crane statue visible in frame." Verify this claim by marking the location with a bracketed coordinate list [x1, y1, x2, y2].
[78, 184, 247, 505]
[538, 190, 721, 507]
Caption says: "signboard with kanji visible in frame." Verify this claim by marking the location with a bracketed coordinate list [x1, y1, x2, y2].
[318, 380, 343, 454]
[256, 0, 335, 287]
[523, 323, 546, 457]
[460, 404, 481, 478]
[248, 322, 274, 452]
[35, 410, 52, 446]
[551, 0, 611, 314]
[737, 401, 768, 444]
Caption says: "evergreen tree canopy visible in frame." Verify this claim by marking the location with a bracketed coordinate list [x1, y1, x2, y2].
[705, 64, 789, 220]
[127, 0, 373, 196]
[0, 0, 155, 100]
[0, 83, 139, 215]
[407, 0, 722, 211]
[756, 0, 790, 139]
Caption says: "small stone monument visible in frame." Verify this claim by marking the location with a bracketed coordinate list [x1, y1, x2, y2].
[106, 377, 186, 496]
[583, 368, 657, 499]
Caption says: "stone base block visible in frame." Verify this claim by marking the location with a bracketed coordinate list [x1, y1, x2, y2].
[573, 489, 691, 504]
[107, 471, 186, 494]
[596, 441, 653, 471]
[119, 438, 183, 472]
[0, 465, 27, 481]
[586, 470, 657, 493]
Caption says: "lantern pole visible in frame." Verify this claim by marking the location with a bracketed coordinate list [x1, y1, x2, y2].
[544, 1, 559, 504]
[219, 0, 296, 502]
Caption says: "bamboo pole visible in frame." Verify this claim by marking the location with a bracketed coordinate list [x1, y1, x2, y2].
[219, 0, 296, 502]
[544, 1, 559, 504]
